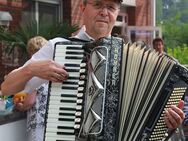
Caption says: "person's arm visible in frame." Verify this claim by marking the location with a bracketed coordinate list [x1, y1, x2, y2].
[1, 38, 69, 96]
[1, 66, 33, 95]
[1, 59, 68, 96]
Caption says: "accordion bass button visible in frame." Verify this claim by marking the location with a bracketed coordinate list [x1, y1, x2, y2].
[75, 112, 82, 116]
[77, 93, 83, 97]
[80, 63, 86, 67]
[75, 118, 81, 123]
[78, 81, 85, 85]
[80, 69, 86, 73]
[74, 124, 80, 129]
[78, 87, 84, 91]
[77, 99, 83, 104]
[76, 105, 82, 110]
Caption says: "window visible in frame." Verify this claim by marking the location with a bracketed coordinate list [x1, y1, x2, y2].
[127, 26, 162, 46]
[22, 0, 62, 28]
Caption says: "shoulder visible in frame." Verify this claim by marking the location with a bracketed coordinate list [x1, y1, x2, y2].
[30, 37, 69, 60]
[49, 37, 69, 45]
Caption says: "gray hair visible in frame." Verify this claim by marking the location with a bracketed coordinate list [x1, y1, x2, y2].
[83, 0, 87, 5]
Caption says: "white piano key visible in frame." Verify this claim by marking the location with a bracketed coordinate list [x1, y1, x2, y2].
[46, 127, 74, 133]
[55, 58, 83, 63]
[50, 88, 78, 95]
[49, 96, 77, 101]
[55, 53, 84, 58]
[47, 109, 75, 114]
[45, 134, 75, 141]
[48, 103, 77, 108]
[47, 118, 75, 124]
[46, 121, 75, 127]
[48, 104, 82, 111]
[47, 113, 75, 119]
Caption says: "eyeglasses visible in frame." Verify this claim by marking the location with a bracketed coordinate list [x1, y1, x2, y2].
[87, 1, 119, 12]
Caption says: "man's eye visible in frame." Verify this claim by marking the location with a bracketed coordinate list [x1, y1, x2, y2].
[93, 3, 101, 8]
[108, 5, 116, 10]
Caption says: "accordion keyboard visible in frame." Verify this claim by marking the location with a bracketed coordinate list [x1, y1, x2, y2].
[44, 44, 86, 141]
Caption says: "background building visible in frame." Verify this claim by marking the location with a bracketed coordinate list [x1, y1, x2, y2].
[0, 0, 157, 84]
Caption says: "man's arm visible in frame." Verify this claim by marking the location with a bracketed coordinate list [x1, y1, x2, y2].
[1, 37, 69, 96]
[1, 60, 68, 96]
[1, 66, 33, 95]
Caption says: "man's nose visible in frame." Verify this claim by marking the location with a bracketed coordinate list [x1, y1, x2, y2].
[99, 7, 108, 16]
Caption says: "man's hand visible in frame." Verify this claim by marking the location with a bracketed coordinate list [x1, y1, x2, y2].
[27, 60, 69, 82]
[14, 92, 36, 112]
[164, 100, 185, 129]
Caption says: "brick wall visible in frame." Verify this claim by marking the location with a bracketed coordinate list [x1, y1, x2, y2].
[135, 0, 152, 26]
[0, 0, 153, 85]
[71, 0, 82, 26]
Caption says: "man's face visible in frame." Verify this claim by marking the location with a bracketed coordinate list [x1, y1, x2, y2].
[153, 41, 164, 53]
[81, 0, 120, 39]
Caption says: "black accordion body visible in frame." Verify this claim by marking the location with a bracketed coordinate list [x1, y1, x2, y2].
[44, 37, 188, 141]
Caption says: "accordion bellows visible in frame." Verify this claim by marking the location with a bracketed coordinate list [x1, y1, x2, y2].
[44, 37, 188, 141]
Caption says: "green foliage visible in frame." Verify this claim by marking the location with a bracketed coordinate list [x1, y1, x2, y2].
[159, 13, 188, 48]
[167, 44, 188, 64]
[0, 21, 78, 55]
[156, 0, 163, 23]
[156, 0, 188, 47]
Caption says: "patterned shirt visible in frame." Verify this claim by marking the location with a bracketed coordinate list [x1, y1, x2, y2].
[27, 83, 48, 131]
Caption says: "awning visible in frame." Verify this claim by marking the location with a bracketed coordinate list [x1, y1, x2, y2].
[0, 11, 12, 21]
[122, 0, 136, 6]
[0, 11, 13, 26]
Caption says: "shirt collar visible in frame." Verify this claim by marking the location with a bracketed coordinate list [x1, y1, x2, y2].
[74, 26, 94, 41]
[74, 25, 111, 41]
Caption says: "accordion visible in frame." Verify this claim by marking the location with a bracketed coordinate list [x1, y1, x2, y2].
[44, 37, 188, 141]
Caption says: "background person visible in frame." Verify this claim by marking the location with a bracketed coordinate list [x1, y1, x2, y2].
[152, 37, 165, 53]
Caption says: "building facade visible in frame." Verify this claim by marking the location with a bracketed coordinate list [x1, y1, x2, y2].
[0, 0, 155, 84]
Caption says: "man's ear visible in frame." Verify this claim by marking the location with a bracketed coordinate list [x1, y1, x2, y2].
[80, 3, 86, 12]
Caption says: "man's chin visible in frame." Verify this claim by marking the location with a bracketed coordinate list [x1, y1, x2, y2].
[96, 27, 109, 35]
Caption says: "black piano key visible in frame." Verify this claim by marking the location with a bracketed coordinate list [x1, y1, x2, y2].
[60, 99, 77, 103]
[59, 107, 76, 111]
[57, 126, 74, 130]
[57, 132, 75, 135]
[66, 51, 84, 55]
[65, 56, 83, 60]
[58, 118, 74, 122]
[64, 63, 80, 67]
[59, 112, 75, 116]
[65, 68, 80, 72]
[61, 86, 78, 90]
[66, 46, 83, 50]
[63, 81, 78, 85]
[61, 94, 77, 98]
[68, 76, 80, 80]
